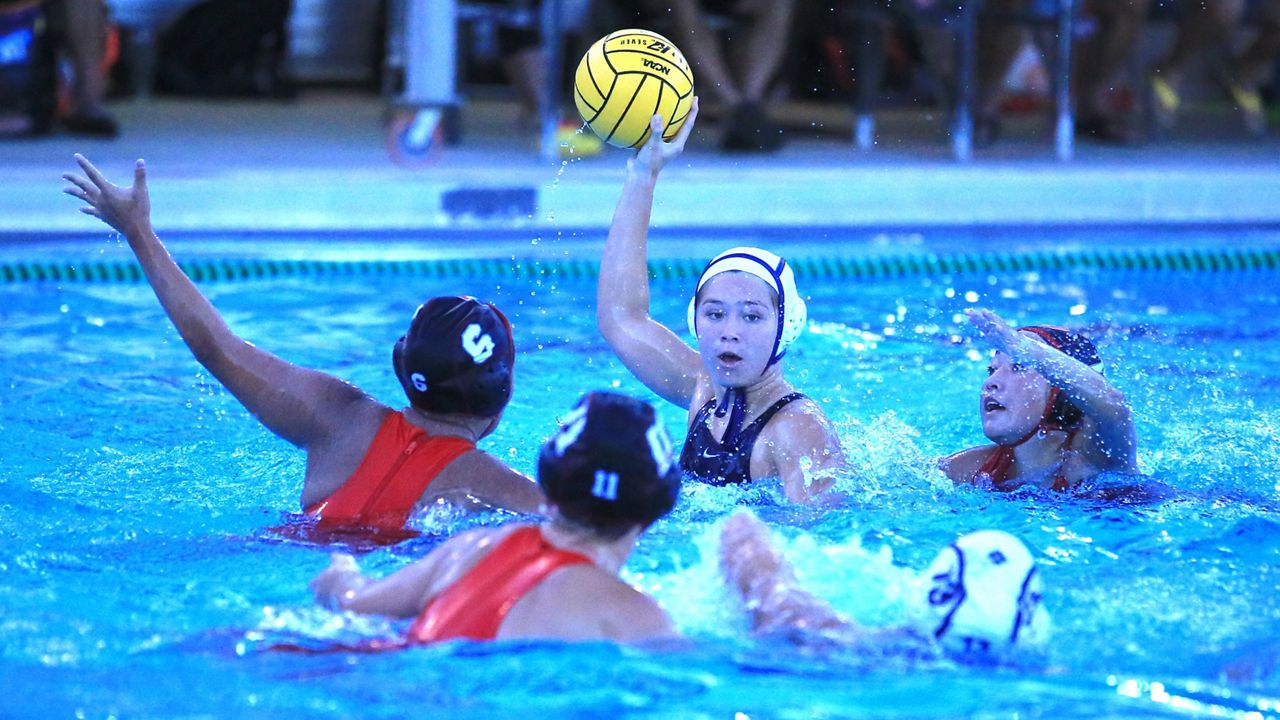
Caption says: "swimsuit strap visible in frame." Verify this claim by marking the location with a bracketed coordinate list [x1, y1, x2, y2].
[306, 411, 474, 531]
[974, 427, 1078, 491]
[694, 392, 807, 447]
[733, 392, 807, 445]
[406, 526, 591, 644]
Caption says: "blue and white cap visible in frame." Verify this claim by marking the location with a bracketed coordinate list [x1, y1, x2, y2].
[686, 247, 807, 366]
[908, 529, 1051, 660]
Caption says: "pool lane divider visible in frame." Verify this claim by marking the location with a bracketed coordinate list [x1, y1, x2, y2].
[3, 247, 1279, 284]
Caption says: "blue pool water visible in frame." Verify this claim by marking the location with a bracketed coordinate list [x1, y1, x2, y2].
[2, 229, 1280, 718]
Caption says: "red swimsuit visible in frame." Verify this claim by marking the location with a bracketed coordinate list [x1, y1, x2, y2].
[407, 526, 591, 643]
[305, 411, 474, 531]
[972, 388, 1073, 492]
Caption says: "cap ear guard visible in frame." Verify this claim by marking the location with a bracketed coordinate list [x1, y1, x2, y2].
[686, 247, 807, 366]
[778, 293, 807, 356]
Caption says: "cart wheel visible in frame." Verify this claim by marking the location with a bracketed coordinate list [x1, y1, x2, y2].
[387, 107, 444, 167]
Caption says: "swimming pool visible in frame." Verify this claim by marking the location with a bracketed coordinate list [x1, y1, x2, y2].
[3, 227, 1279, 718]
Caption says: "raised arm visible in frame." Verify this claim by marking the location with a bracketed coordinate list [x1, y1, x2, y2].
[63, 155, 379, 453]
[597, 104, 705, 408]
[967, 309, 1136, 469]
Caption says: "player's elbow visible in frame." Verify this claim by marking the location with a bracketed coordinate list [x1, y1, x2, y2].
[1097, 386, 1133, 427]
[596, 304, 637, 350]
[180, 322, 230, 370]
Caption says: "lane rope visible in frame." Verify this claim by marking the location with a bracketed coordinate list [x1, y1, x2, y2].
[2, 247, 1277, 284]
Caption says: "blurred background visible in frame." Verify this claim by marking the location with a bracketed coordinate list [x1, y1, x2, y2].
[4, 0, 1279, 154]
[3, 0, 1279, 235]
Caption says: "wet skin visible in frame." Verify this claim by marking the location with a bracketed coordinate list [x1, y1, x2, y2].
[692, 272, 779, 388]
[980, 339, 1056, 445]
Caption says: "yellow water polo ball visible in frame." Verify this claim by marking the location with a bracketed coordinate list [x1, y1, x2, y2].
[573, 29, 695, 149]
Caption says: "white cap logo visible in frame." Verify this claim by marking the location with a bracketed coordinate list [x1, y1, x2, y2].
[410, 372, 428, 392]
[462, 322, 495, 364]
[551, 404, 588, 456]
[645, 422, 674, 475]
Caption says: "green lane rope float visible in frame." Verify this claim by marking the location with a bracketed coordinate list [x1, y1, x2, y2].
[2, 247, 1278, 284]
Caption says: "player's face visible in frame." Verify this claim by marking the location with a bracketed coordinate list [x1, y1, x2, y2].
[693, 272, 779, 387]
[980, 345, 1054, 443]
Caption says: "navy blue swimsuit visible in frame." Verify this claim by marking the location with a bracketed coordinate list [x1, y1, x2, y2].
[679, 393, 807, 486]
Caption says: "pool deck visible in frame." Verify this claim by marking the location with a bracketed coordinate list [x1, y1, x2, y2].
[3, 90, 1280, 249]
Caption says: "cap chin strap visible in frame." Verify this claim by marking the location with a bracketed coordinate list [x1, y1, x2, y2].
[1006, 388, 1062, 449]
[766, 258, 787, 368]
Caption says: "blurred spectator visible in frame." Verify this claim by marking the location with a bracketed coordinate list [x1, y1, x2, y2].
[0, 0, 117, 137]
[495, 2, 590, 116]
[1150, 0, 1280, 136]
[478, 0, 600, 154]
[152, 0, 293, 98]
[668, 0, 796, 152]
[498, 2, 544, 123]
[971, 0, 1151, 146]
[1073, 0, 1152, 140]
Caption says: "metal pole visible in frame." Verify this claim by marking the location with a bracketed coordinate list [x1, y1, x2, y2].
[539, 0, 564, 160]
[853, 0, 876, 151]
[404, 0, 457, 107]
[953, 0, 979, 161]
[1054, 0, 1075, 161]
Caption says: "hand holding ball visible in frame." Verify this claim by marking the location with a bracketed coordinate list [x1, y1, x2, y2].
[573, 29, 695, 149]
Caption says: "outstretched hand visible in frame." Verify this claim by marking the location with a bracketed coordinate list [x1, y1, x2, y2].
[62, 154, 152, 237]
[965, 308, 1027, 358]
[629, 96, 699, 179]
[310, 553, 364, 610]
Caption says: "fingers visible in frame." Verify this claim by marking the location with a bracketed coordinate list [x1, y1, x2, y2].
[74, 153, 110, 190]
[720, 510, 770, 558]
[330, 552, 357, 570]
[641, 114, 666, 154]
[723, 508, 763, 534]
[677, 96, 700, 139]
[966, 308, 1001, 332]
[62, 172, 94, 196]
[667, 97, 699, 152]
[133, 159, 147, 193]
[62, 186, 89, 202]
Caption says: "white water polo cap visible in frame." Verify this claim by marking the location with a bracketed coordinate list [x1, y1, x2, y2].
[686, 247, 807, 365]
[909, 529, 1050, 660]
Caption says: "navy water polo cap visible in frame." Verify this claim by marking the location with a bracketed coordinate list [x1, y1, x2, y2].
[393, 296, 515, 417]
[687, 247, 807, 365]
[1018, 325, 1102, 371]
[538, 391, 681, 535]
[1018, 325, 1102, 427]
